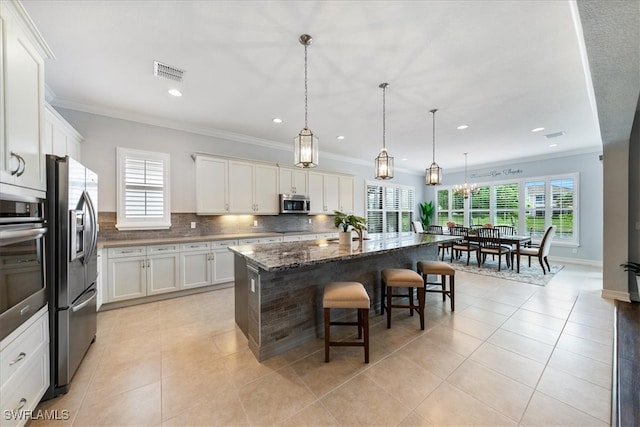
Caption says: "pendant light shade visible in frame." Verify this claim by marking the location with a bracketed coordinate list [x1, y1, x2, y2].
[426, 109, 442, 185]
[375, 83, 394, 180]
[294, 34, 318, 168]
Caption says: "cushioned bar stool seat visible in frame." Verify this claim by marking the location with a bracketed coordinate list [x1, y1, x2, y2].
[381, 268, 425, 330]
[323, 282, 370, 363]
[417, 261, 456, 311]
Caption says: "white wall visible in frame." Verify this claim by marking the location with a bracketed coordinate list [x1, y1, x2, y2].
[56, 108, 426, 216]
[422, 151, 604, 263]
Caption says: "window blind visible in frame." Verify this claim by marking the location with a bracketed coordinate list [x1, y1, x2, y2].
[124, 157, 165, 218]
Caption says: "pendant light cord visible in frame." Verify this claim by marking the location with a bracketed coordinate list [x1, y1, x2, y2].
[304, 43, 308, 129]
[382, 84, 386, 149]
[431, 109, 438, 163]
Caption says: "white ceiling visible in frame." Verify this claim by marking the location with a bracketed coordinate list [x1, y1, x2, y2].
[22, 0, 603, 174]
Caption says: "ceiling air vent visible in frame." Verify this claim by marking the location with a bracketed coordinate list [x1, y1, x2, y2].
[153, 61, 185, 82]
[544, 131, 566, 139]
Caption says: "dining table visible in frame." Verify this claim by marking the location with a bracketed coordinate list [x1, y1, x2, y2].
[465, 233, 532, 273]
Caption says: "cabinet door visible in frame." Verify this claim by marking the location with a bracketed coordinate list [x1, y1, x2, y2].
[2, 13, 46, 191]
[254, 164, 278, 214]
[147, 253, 180, 295]
[339, 176, 355, 213]
[324, 174, 340, 213]
[180, 250, 212, 289]
[107, 256, 146, 302]
[279, 167, 308, 195]
[195, 156, 228, 214]
[228, 160, 254, 213]
[308, 172, 325, 214]
[212, 248, 235, 284]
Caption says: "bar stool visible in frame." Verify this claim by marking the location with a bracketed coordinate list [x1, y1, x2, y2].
[417, 261, 456, 311]
[381, 269, 425, 330]
[323, 282, 370, 363]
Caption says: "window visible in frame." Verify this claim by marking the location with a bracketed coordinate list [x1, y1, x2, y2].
[366, 181, 414, 233]
[116, 147, 171, 230]
[435, 173, 578, 245]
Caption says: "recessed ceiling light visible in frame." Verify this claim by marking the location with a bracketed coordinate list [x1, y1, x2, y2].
[456, 124, 469, 130]
[531, 127, 545, 132]
[549, 143, 559, 148]
[272, 118, 283, 124]
[168, 88, 182, 97]
[336, 135, 345, 140]
[402, 158, 408, 161]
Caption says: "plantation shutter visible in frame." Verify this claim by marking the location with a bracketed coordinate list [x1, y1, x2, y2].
[124, 157, 165, 218]
[550, 177, 575, 240]
[366, 185, 383, 233]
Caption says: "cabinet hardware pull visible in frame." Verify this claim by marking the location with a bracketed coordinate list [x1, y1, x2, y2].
[120, 250, 135, 254]
[13, 398, 27, 412]
[142, 261, 145, 269]
[9, 352, 26, 365]
[15, 153, 26, 177]
[9, 152, 20, 176]
[147, 259, 150, 268]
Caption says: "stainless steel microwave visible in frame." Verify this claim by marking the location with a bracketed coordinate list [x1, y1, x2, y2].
[279, 194, 310, 214]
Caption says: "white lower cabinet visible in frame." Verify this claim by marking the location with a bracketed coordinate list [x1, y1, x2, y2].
[179, 240, 238, 290]
[107, 244, 180, 302]
[0, 307, 49, 427]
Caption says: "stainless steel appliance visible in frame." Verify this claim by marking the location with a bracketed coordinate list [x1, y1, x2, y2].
[0, 193, 48, 342]
[279, 194, 310, 214]
[44, 155, 98, 399]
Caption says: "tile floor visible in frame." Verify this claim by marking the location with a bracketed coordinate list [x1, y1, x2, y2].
[30, 263, 613, 426]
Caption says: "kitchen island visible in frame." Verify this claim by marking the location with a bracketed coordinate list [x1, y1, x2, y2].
[229, 233, 457, 361]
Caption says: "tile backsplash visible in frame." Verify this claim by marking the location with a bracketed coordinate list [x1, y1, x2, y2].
[98, 212, 336, 241]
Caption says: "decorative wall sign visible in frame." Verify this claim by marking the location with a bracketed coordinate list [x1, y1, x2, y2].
[471, 167, 524, 179]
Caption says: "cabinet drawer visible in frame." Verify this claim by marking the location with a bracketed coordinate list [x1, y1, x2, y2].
[147, 244, 179, 254]
[210, 240, 237, 249]
[238, 238, 260, 245]
[282, 235, 302, 242]
[260, 236, 283, 243]
[1, 311, 48, 387]
[107, 246, 146, 258]
[0, 343, 49, 427]
[180, 242, 210, 252]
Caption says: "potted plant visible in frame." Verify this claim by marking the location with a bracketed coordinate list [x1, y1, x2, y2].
[334, 211, 367, 246]
[419, 201, 434, 228]
[621, 262, 640, 290]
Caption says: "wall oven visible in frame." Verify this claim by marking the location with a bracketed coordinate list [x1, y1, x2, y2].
[0, 193, 47, 342]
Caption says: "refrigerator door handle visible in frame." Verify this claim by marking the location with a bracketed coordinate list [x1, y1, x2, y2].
[71, 288, 97, 313]
[83, 190, 98, 266]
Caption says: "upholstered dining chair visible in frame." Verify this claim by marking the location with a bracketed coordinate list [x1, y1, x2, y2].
[477, 227, 511, 271]
[412, 220, 424, 233]
[512, 225, 556, 274]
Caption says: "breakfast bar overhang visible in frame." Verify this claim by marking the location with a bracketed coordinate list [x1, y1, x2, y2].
[229, 234, 458, 361]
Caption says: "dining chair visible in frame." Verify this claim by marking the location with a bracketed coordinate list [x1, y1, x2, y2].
[477, 227, 511, 271]
[512, 225, 556, 274]
[412, 220, 424, 233]
[494, 225, 516, 236]
[425, 224, 450, 260]
[450, 227, 480, 265]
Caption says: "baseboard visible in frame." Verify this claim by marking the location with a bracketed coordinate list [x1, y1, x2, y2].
[602, 289, 631, 302]
[550, 256, 603, 268]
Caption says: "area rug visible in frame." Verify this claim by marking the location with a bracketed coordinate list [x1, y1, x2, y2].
[444, 253, 564, 286]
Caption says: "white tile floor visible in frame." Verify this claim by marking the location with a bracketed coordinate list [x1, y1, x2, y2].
[30, 263, 613, 426]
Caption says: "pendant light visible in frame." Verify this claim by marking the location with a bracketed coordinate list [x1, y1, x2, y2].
[294, 34, 318, 168]
[375, 82, 394, 180]
[426, 108, 442, 185]
[453, 152, 479, 199]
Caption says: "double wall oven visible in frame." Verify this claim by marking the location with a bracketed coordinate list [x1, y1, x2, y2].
[0, 193, 47, 342]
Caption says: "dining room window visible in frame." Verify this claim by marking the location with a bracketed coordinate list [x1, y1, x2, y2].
[366, 181, 414, 233]
[435, 173, 578, 245]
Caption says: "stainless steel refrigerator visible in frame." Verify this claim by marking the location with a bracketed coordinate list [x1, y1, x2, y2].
[44, 155, 98, 399]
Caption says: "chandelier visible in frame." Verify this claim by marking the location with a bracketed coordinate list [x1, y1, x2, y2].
[453, 153, 479, 199]
[374, 82, 394, 180]
[425, 108, 442, 185]
[294, 34, 318, 168]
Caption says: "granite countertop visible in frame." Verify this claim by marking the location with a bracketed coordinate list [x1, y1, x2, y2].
[228, 233, 458, 272]
[97, 230, 332, 249]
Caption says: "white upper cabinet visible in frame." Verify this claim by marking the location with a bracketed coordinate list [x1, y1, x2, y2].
[309, 171, 353, 214]
[279, 167, 308, 195]
[195, 154, 279, 215]
[43, 104, 83, 161]
[195, 155, 229, 214]
[0, 1, 54, 194]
